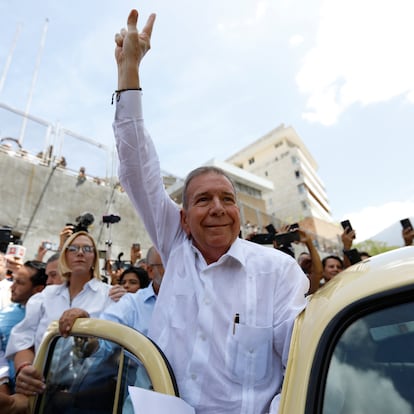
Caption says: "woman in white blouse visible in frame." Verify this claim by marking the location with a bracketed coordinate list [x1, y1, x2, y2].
[8, 230, 115, 397]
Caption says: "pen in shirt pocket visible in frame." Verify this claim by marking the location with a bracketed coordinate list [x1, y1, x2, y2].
[233, 313, 240, 335]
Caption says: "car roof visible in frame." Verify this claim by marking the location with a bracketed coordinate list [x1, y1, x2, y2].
[307, 246, 414, 329]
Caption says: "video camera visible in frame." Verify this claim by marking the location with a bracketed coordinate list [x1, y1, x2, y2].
[250, 223, 300, 247]
[274, 223, 300, 247]
[0, 226, 21, 253]
[102, 214, 121, 225]
[249, 224, 277, 245]
[67, 212, 95, 233]
[112, 252, 131, 272]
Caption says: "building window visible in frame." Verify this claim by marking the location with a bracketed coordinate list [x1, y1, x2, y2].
[291, 155, 299, 164]
[265, 171, 268, 176]
[301, 200, 308, 210]
[298, 183, 306, 194]
[248, 157, 255, 165]
[281, 151, 290, 159]
[234, 182, 261, 198]
[274, 142, 283, 149]
[295, 170, 301, 179]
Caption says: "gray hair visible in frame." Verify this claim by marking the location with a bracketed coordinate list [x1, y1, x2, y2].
[182, 166, 237, 209]
[46, 252, 60, 264]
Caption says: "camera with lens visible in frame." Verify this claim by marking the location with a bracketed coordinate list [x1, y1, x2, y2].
[102, 214, 121, 225]
[112, 252, 130, 272]
[274, 230, 300, 246]
[0, 226, 22, 253]
[67, 212, 95, 233]
[249, 224, 277, 245]
[274, 223, 300, 247]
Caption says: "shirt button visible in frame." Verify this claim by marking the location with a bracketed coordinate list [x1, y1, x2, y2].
[200, 334, 206, 341]
[191, 374, 197, 380]
[249, 348, 254, 354]
[204, 298, 210, 305]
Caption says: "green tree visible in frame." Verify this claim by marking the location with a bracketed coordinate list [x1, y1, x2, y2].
[355, 239, 399, 256]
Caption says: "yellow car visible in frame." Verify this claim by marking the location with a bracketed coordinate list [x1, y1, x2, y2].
[31, 246, 414, 413]
[280, 246, 414, 413]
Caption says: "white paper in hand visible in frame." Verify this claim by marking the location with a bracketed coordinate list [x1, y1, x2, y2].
[128, 386, 195, 414]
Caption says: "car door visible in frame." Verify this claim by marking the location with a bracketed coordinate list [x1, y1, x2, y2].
[29, 318, 179, 414]
[279, 247, 414, 414]
[317, 290, 414, 414]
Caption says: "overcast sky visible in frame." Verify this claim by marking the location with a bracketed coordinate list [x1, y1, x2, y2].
[0, 0, 413, 242]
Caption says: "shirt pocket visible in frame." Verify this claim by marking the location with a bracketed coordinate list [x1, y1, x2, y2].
[225, 324, 273, 385]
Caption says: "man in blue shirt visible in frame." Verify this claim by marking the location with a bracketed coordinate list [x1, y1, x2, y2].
[0, 261, 46, 394]
[99, 246, 164, 334]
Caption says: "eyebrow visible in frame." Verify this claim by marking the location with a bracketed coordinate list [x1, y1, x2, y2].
[193, 190, 235, 198]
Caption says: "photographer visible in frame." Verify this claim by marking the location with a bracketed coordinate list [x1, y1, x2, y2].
[273, 224, 323, 294]
[58, 225, 75, 251]
[341, 224, 357, 269]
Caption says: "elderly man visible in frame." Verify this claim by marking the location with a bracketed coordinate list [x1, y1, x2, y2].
[112, 10, 309, 414]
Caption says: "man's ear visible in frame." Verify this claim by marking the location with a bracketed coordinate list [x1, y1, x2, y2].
[33, 285, 45, 295]
[180, 209, 191, 237]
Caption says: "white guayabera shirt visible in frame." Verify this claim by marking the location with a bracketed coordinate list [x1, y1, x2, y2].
[114, 91, 309, 414]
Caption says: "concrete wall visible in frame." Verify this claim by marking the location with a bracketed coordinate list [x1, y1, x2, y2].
[0, 150, 152, 261]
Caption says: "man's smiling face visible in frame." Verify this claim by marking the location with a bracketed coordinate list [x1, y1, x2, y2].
[180, 171, 240, 264]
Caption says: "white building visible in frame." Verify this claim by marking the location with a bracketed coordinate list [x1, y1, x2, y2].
[226, 124, 332, 224]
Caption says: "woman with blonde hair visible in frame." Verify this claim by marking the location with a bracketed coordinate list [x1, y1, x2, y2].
[6, 231, 116, 397]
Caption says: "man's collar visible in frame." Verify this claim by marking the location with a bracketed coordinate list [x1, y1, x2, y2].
[190, 237, 246, 267]
[141, 282, 157, 301]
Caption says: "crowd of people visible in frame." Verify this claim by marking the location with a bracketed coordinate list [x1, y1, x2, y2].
[0, 8, 413, 414]
[0, 221, 161, 412]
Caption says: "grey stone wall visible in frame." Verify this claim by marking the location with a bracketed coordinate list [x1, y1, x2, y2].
[0, 150, 152, 261]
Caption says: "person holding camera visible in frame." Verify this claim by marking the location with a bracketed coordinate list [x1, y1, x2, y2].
[341, 224, 358, 269]
[111, 10, 309, 414]
[296, 229, 323, 294]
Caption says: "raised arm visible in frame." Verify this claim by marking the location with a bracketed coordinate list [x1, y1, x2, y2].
[299, 229, 323, 294]
[112, 10, 182, 261]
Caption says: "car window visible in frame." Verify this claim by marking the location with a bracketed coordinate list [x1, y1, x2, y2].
[322, 300, 414, 414]
[33, 335, 153, 414]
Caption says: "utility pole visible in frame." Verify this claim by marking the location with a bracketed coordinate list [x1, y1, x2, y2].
[18, 18, 49, 145]
[0, 23, 21, 95]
